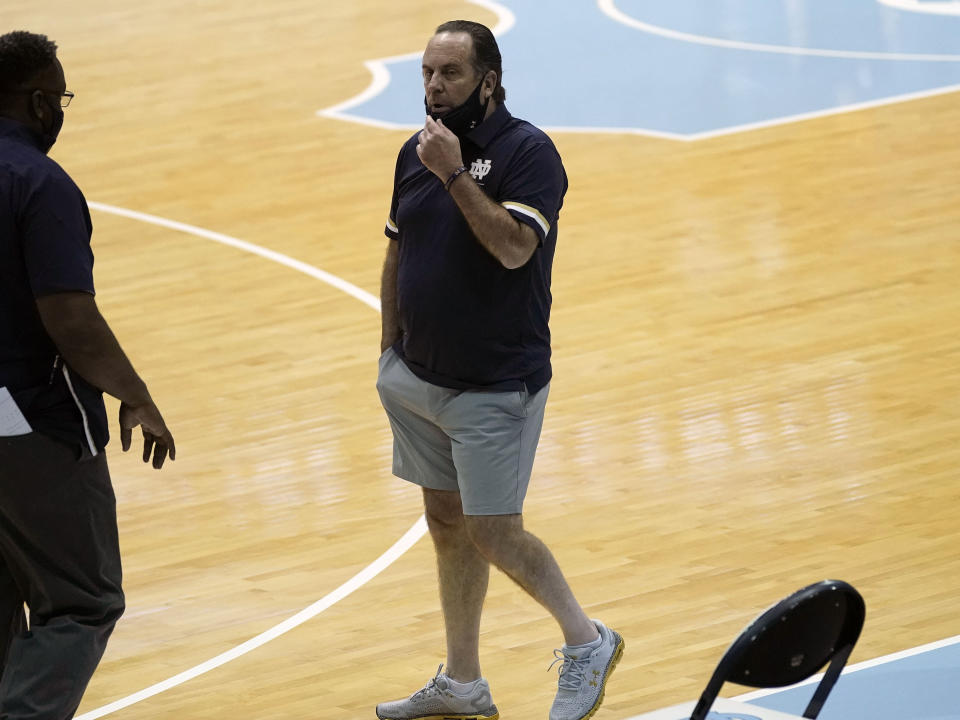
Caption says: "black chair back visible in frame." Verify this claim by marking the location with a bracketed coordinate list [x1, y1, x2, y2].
[690, 580, 865, 720]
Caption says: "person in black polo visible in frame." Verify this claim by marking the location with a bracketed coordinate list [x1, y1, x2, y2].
[0, 31, 175, 718]
[375, 20, 623, 720]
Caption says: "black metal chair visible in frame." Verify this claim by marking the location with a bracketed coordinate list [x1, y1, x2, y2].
[690, 579, 865, 720]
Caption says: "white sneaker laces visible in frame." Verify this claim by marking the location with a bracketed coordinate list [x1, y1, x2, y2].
[549, 649, 592, 692]
[411, 665, 449, 700]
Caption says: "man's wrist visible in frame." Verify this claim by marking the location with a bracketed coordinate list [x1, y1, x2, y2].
[444, 165, 468, 191]
[121, 381, 153, 408]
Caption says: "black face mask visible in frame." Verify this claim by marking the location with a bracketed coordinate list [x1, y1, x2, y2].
[37, 94, 64, 154]
[424, 79, 489, 139]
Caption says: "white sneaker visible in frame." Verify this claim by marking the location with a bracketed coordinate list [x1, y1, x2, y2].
[376, 665, 500, 720]
[549, 620, 625, 720]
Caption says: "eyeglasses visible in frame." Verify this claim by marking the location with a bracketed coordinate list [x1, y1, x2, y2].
[1, 88, 75, 107]
[39, 89, 75, 108]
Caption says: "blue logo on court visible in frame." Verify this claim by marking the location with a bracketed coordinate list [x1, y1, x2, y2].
[319, 0, 960, 140]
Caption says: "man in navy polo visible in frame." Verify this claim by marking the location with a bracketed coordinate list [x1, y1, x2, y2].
[375, 20, 623, 720]
[0, 31, 175, 717]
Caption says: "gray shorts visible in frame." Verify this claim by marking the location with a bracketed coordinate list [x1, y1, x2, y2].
[376, 347, 549, 516]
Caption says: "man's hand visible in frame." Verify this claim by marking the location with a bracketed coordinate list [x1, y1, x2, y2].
[119, 401, 176, 469]
[416, 116, 463, 180]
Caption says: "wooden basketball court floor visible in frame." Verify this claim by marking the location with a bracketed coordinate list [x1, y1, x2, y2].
[5, 0, 960, 717]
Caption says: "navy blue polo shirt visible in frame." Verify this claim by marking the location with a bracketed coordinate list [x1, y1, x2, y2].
[0, 117, 109, 454]
[385, 104, 567, 393]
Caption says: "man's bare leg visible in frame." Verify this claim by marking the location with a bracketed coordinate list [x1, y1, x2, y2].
[463, 513, 598, 647]
[423, 488, 490, 682]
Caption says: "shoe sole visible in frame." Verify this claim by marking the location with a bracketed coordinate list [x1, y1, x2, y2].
[575, 632, 625, 720]
[375, 707, 500, 720]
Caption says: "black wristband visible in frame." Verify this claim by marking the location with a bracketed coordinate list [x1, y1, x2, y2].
[444, 165, 468, 191]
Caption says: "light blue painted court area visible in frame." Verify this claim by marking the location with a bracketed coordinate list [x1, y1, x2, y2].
[322, 0, 960, 139]
[319, 1, 960, 717]
[740, 635, 960, 719]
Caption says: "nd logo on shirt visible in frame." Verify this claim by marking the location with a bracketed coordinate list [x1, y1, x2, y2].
[469, 158, 492, 183]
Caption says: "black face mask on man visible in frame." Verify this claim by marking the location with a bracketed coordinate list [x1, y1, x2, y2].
[424, 79, 489, 139]
[36, 93, 64, 154]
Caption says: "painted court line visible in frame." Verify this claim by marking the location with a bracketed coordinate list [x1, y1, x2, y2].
[316, 0, 960, 141]
[599, 0, 960, 61]
[685, 82, 960, 141]
[619, 633, 960, 718]
[76, 517, 428, 719]
[80, 200, 960, 717]
[78, 202, 428, 718]
[87, 202, 380, 311]
[597, 0, 960, 141]
[877, 0, 960, 16]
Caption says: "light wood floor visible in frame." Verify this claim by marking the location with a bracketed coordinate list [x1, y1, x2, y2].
[5, 0, 960, 717]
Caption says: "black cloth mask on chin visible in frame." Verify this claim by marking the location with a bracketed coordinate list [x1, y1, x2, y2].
[424, 79, 489, 139]
[36, 95, 64, 154]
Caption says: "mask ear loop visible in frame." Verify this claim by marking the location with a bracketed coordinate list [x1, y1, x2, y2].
[34, 91, 65, 153]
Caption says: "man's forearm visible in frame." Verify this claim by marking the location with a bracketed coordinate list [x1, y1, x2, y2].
[447, 173, 537, 269]
[36, 293, 152, 406]
[381, 239, 401, 352]
[62, 321, 151, 405]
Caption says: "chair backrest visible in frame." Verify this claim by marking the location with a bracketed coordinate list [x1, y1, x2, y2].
[690, 580, 865, 720]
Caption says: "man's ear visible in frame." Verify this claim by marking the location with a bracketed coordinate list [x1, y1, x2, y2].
[30, 90, 46, 120]
[482, 70, 497, 102]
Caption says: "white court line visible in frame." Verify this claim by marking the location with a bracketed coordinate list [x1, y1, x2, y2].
[316, 0, 960, 142]
[451, 82, 960, 143]
[683, 82, 960, 141]
[77, 518, 427, 719]
[596, 0, 960, 141]
[78, 202, 429, 718]
[317, 80, 960, 141]
[87, 202, 380, 311]
[877, 0, 960, 16]
[620, 633, 960, 718]
[316, 0, 515, 127]
[733, 632, 960, 701]
[599, 0, 960, 61]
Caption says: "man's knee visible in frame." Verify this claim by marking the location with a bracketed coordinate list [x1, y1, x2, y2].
[91, 590, 125, 647]
[80, 565, 125, 630]
[423, 488, 465, 539]
[97, 589, 125, 629]
[463, 514, 523, 561]
[37, 587, 124, 634]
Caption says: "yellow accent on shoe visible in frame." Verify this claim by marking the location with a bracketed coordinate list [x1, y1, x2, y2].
[580, 635, 625, 720]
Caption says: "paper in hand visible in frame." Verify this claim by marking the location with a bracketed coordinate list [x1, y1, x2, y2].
[0, 387, 32, 436]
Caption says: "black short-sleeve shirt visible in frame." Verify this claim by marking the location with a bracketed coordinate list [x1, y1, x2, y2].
[0, 117, 109, 453]
[385, 104, 567, 393]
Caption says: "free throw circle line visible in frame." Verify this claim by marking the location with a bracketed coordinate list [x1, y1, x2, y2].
[87, 202, 380, 311]
[77, 202, 427, 718]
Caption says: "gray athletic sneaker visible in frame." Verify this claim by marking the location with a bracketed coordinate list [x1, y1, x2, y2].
[376, 665, 500, 720]
[548, 620, 625, 720]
